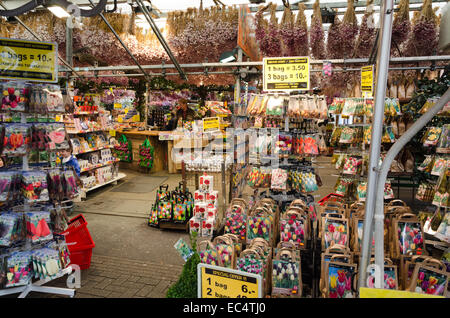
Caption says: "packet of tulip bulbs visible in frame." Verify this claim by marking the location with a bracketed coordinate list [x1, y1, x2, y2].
[5, 251, 33, 288]
[436, 124, 450, 151]
[423, 127, 442, 147]
[21, 171, 49, 203]
[3, 123, 31, 156]
[41, 85, 65, 113]
[224, 212, 247, 241]
[173, 238, 194, 262]
[431, 157, 448, 176]
[271, 168, 288, 191]
[301, 171, 319, 193]
[0, 171, 17, 202]
[410, 264, 448, 296]
[46, 123, 69, 150]
[236, 250, 264, 276]
[357, 182, 367, 202]
[266, 96, 285, 116]
[418, 155, 435, 172]
[0, 212, 20, 247]
[272, 258, 301, 296]
[25, 211, 53, 244]
[1, 81, 30, 112]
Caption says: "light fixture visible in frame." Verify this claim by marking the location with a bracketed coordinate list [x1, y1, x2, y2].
[219, 48, 238, 63]
[47, 6, 70, 18]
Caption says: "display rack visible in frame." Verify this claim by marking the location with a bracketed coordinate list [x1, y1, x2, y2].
[67, 94, 126, 198]
[0, 108, 76, 298]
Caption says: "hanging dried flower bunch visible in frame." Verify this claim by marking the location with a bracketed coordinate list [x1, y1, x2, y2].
[293, 3, 309, 57]
[340, 0, 359, 58]
[326, 14, 342, 59]
[391, 0, 411, 51]
[168, 5, 239, 63]
[404, 0, 439, 57]
[354, 0, 377, 58]
[310, 0, 325, 59]
[279, 3, 295, 56]
[258, 3, 282, 57]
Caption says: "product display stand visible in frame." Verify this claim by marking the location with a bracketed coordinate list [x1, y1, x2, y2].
[0, 113, 75, 298]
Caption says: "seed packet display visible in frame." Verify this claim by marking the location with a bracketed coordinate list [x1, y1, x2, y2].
[174, 238, 194, 262]
[325, 261, 357, 298]
[25, 211, 53, 244]
[5, 251, 33, 288]
[1, 82, 30, 112]
[22, 171, 49, 203]
[409, 263, 449, 296]
[3, 123, 30, 156]
[46, 123, 69, 150]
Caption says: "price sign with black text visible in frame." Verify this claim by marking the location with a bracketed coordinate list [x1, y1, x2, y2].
[198, 264, 262, 298]
[263, 56, 310, 91]
[0, 38, 57, 83]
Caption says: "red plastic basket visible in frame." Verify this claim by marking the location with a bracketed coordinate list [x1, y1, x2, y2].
[62, 214, 95, 249]
[61, 214, 95, 270]
[69, 244, 95, 270]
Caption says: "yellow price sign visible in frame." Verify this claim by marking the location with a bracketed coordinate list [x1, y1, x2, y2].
[198, 264, 262, 298]
[109, 129, 116, 137]
[263, 56, 309, 91]
[203, 117, 221, 132]
[361, 65, 374, 94]
[359, 287, 444, 298]
[114, 103, 122, 109]
[0, 38, 57, 82]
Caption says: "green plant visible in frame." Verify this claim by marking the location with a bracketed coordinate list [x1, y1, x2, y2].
[166, 232, 200, 298]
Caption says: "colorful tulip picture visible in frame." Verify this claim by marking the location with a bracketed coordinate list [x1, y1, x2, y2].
[327, 265, 356, 298]
[414, 267, 447, 296]
[280, 217, 306, 248]
[323, 219, 348, 249]
[272, 260, 300, 295]
[397, 222, 423, 255]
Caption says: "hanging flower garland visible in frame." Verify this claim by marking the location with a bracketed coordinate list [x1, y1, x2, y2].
[293, 3, 309, 57]
[340, 0, 359, 59]
[354, 0, 377, 58]
[310, 0, 325, 59]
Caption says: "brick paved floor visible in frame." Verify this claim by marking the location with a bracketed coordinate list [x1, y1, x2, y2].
[25, 253, 184, 298]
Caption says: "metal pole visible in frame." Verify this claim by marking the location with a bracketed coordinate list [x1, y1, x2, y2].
[66, 18, 73, 68]
[358, 0, 394, 291]
[235, 48, 243, 110]
[135, 0, 187, 80]
[87, 0, 150, 81]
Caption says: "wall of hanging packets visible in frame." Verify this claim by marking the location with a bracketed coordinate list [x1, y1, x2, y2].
[0, 81, 78, 292]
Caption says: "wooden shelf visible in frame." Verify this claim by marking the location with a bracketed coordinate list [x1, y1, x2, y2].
[80, 159, 120, 173]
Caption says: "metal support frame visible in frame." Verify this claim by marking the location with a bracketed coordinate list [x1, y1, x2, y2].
[135, 0, 187, 81]
[59, 55, 450, 74]
[0, 266, 76, 298]
[87, 0, 150, 81]
[358, 0, 394, 291]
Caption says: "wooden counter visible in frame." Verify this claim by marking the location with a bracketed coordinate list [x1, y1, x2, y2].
[115, 129, 172, 173]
